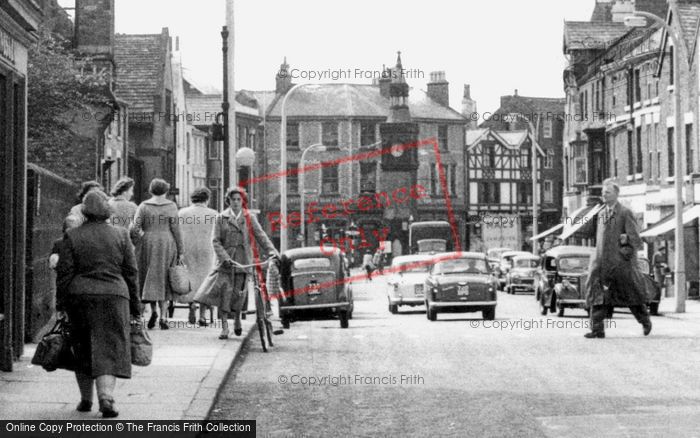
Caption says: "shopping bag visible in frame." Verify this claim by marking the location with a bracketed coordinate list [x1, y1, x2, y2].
[130, 321, 153, 367]
[31, 317, 76, 372]
[169, 261, 191, 295]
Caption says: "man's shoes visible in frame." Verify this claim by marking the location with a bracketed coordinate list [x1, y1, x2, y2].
[198, 319, 208, 327]
[147, 312, 158, 330]
[98, 398, 119, 418]
[76, 400, 92, 412]
[643, 321, 652, 336]
[159, 320, 169, 330]
[234, 327, 242, 336]
[584, 331, 605, 339]
[188, 307, 196, 325]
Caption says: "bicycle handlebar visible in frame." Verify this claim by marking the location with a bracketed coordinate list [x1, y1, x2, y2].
[225, 256, 278, 270]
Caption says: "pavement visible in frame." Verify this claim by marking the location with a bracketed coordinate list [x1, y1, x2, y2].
[210, 270, 700, 437]
[0, 307, 256, 421]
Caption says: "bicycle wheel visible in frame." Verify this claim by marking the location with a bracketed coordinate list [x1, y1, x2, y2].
[254, 284, 268, 352]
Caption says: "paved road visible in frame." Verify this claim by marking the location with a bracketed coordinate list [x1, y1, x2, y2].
[209, 271, 700, 437]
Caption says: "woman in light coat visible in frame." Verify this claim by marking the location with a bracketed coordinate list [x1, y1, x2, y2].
[177, 187, 218, 325]
[108, 177, 138, 231]
[131, 178, 184, 330]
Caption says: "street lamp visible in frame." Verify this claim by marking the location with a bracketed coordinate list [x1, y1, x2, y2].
[300, 143, 327, 246]
[625, 8, 686, 312]
[280, 83, 320, 252]
[526, 118, 540, 255]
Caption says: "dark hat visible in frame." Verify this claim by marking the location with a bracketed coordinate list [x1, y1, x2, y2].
[82, 191, 111, 221]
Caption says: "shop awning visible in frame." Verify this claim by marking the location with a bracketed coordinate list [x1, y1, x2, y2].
[529, 223, 564, 241]
[558, 204, 605, 241]
[640, 204, 700, 238]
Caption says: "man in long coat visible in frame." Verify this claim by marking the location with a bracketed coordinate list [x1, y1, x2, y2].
[582, 180, 651, 338]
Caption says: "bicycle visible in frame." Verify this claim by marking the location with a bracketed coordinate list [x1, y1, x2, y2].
[228, 256, 283, 352]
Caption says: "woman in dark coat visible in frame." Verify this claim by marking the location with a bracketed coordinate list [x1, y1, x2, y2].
[56, 191, 141, 418]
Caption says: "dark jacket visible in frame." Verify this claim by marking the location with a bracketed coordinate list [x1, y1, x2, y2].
[581, 202, 647, 306]
[212, 208, 278, 274]
[56, 221, 141, 317]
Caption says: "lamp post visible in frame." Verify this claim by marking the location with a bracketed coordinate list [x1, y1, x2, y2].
[625, 9, 686, 312]
[280, 83, 319, 252]
[527, 118, 540, 255]
[236, 146, 255, 202]
[299, 143, 326, 246]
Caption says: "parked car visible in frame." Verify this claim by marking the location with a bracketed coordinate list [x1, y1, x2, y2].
[538, 246, 596, 317]
[486, 247, 512, 260]
[278, 247, 354, 329]
[487, 257, 500, 271]
[424, 252, 498, 321]
[504, 254, 541, 294]
[386, 254, 434, 314]
[496, 250, 531, 290]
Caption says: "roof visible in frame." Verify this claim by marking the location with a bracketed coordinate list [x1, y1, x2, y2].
[265, 84, 466, 122]
[391, 254, 436, 264]
[640, 204, 700, 238]
[544, 245, 596, 257]
[677, 0, 700, 62]
[114, 33, 167, 115]
[243, 90, 279, 117]
[563, 21, 628, 51]
[466, 127, 545, 155]
[281, 246, 343, 260]
[512, 254, 540, 261]
[186, 94, 260, 122]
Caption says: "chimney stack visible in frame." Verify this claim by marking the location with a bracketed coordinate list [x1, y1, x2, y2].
[427, 71, 449, 107]
[378, 65, 392, 98]
[276, 57, 293, 94]
[611, 0, 635, 22]
[462, 84, 477, 129]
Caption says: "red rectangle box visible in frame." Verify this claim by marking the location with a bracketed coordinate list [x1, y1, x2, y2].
[239, 137, 462, 302]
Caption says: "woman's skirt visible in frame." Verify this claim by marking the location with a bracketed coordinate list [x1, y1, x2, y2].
[66, 295, 132, 379]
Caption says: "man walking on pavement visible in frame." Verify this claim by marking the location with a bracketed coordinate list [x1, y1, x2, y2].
[583, 179, 652, 339]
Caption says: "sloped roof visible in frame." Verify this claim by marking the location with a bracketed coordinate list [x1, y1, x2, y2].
[563, 21, 628, 51]
[478, 94, 565, 131]
[466, 127, 545, 155]
[186, 94, 260, 123]
[677, 0, 700, 61]
[265, 83, 466, 122]
[114, 33, 166, 115]
[243, 90, 278, 117]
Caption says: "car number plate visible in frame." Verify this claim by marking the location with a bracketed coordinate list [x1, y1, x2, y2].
[458, 285, 469, 296]
[414, 284, 424, 295]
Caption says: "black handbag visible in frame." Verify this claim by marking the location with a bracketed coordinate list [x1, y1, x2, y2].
[31, 317, 76, 372]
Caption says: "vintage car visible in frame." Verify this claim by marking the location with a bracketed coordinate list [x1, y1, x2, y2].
[537, 246, 596, 317]
[424, 252, 498, 321]
[386, 254, 434, 314]
[278, 247, 354, 329]
[496, 250, 531, 290]
[487, 257, 500, 271]
[504, 254, 541, 294]
[486, 247, 512, 260]
[416, 239, 448, 254]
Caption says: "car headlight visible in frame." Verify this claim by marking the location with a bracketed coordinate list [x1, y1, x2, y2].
[488, 287, 494, 292]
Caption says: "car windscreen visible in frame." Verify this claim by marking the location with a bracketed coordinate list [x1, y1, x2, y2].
[514, 259, 539, 268]
[394, 261, 431, 273]
[293, 258, 332, 270]
[434, 258, 488, 275]
[417, 240, 447, 253]
[558, 256, 589, 272]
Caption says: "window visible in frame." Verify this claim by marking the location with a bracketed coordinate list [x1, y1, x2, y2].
[186, 132, 191, 162]
[478, 182, 500, 204]
[636, 126, 643, 174]
[438, 125, 449, 150]
[322, 166, 338, 193]
[450, 165, 457, 196]
[484, 144, 496, 168]
[430, 165, 439, 196]
[237, 125, 244, 149]
[544, 150, 554, 168]
[544, 180, 553, 203]
[668, 127, 675, 177]
[360, 122, 376, 147]
[322, 121, 338, 147]
[208, 178, 219, 188]
[521, 148, 532, 169]
[208, 139, 218, 159]
[360, 162, 376, 192]
[165, 90, 172, 126]
[648, 151, 653, 180]
[686, 124, 693, 175]
[517, 183, 531, 204]
[657, 151, 661, 179]
[286, 122, 299, 148]
[543, 119, 553, 139]
[573, 143, 587, 184]
[627, 130, 634, 176]
[287, 162, 299, 194]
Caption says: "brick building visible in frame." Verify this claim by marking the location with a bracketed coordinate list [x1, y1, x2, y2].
[562, 0, 700, 293]
[256, 55, 469, 259]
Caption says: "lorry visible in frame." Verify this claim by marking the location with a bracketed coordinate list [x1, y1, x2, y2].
[409, 221, 455, 255]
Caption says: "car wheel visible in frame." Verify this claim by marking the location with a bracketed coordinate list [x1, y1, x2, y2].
[427, 306, 437, 321]
[281, 318, 290, 329]
[557, 305, 565, 317]
[482, 307, 495, 320]
[649, 302, 659, 316]
[339, 311, 349, 329]
[539, 298, 548, 316]
[389, 304, 398, 314]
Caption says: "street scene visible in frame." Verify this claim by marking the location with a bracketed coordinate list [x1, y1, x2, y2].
[2, 0, 700, 437]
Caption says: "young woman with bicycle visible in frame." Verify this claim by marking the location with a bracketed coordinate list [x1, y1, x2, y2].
[202, 187, 278, 340]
